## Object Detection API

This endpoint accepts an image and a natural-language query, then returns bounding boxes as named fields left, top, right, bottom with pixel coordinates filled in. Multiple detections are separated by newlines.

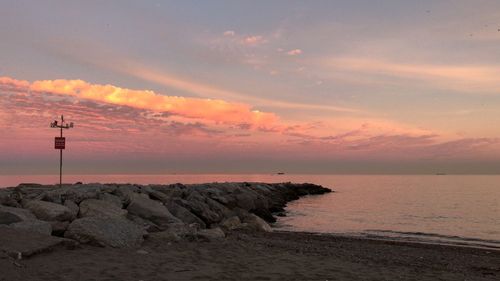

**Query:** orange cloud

left=0, top=76, right=30, bottom=89
left=26, top=78, right=281, bottom=131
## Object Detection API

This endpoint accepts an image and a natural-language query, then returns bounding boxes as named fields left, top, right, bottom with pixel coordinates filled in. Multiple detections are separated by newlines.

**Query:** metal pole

left=51, top=115, right=73, bottom=188
left=60, top=115, right=63, bottom=188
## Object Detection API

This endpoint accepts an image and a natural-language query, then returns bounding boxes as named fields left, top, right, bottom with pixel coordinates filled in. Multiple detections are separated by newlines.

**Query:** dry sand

left=1, top=230, right=499, bottom=281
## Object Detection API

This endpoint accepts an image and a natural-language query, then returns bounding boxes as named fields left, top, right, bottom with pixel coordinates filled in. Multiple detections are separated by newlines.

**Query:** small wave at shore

left=275, top=224, right=500, bottom=251
left=360, top=229, right=500, bottom=250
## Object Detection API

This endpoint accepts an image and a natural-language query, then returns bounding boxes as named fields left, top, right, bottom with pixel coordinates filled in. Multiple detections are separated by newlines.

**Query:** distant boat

left=435, top=173, right=447, bottom=175
left=277, top=172, right=285, bottom=175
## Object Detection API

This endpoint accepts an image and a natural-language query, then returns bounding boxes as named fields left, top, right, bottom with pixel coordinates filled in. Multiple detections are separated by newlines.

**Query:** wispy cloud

left=330, top=57, right=500, bottom=94
left=106, top=60, right=362, bottom=114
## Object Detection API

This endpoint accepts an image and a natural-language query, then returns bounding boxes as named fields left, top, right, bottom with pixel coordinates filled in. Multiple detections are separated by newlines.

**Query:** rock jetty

left=0, top=182, right=331, bottom=252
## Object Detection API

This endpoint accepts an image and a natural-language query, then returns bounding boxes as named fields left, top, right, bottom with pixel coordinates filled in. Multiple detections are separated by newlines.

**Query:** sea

left=1, top=174, right=499, bottom=249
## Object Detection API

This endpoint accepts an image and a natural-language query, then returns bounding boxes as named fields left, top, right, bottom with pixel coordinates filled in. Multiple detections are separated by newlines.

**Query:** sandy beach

left=1, top=229, right=499, bottom=281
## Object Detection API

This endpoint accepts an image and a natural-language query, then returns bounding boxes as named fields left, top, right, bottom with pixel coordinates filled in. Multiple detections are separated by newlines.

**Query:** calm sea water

left=1, top=174, right=499, bottom=247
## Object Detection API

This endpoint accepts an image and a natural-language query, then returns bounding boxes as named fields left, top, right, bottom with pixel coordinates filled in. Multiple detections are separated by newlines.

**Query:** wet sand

left=2, top=230, right=499, bottom=281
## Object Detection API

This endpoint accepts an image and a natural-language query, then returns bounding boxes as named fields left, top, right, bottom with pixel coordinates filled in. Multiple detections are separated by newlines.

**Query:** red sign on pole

left=55, top=137, right=65, bottom=149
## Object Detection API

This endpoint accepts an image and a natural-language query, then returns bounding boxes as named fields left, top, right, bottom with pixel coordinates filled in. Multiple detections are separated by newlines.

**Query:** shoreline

left=273, top=227, right=500, bottom=252
left=274, top=229, right=500, bottom=252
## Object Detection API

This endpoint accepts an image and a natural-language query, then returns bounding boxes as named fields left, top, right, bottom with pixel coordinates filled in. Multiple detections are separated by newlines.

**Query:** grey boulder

left=243, top=214, right=273, bottom=232
left=23, top=200, right=74, bottom=221
left=166, top=201, right=206, bottom=228
left=8, top=220, right=52, bottom=235
left=220, top=216, right=243, bottom=231
left=113, top=185, right=139, bottom=204
left=147, top=223, right=198, bottom=242
left=127, top=194, right=180, bottom=226
left=50, top=221, right=70, bottom=236
left=42, top=185, right=103, bottom=204
left=99, top=193, right=123, bottom=208
left=196, top=227, right=225, bottom=241
left=127, top=214, right=161, bottom=233
left=65, top=217, right=144, bottom=248
left=180, top=192, right=222, bottom=224
left=64, top=200, right=80, bottom=219
left=0, top=205, right=36, bottom=224
left=79, top=199, right=127, bottom=218
left=0, top=192, right=20, bottom=207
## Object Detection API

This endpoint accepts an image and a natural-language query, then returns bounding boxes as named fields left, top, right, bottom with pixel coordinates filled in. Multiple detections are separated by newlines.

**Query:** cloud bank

left=1, top=76, right=499, bottom=173
left=4, top=76, right=283, bottom=132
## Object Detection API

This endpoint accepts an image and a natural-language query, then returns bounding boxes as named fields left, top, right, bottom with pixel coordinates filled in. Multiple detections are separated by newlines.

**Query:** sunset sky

left=1, top=1, right=500, bottom=174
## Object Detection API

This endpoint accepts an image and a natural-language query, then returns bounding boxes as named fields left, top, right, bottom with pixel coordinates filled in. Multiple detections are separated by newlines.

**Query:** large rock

left=234, top=191, right=257, bottom=210
left=65, top=217, right=144, bottom=248
left=196, top=227, right=225, bottom=241
left=243, top=214, right=273, bottom=232
left=0, top=205, right=36, bottom=224
left=147, top=223, right=198, bottom=242
left=50, top=221, right=70, bottom=236
left=99, top=193, right=123, bottom=208
left=180, top=191, right=223, bottom=224
left=231, top=188, right=274, bottom=222
left=127, top=214, right=161, bottom=233
left=205, top=197, right=234, bottom=220
left=220, top=216, right=242, bottom=231
left=151, top=183, right=187, bottom=198
left=0, top=192, right=21, bottom=207
left=8, top=220, right=52, bottom=235
left=231, top=207, right=253, bottom=221
left=113, top=185, right=139, bottom=204
left=148, top=190, right=171, bottom=203
left=79, top=199, right=127, bottom=218
left=64, top=200, right=80, bottom=218
left=41, top=184, right=106, bottom=204
left=127, top=194, right=180, bottom=226
left=23, top=200, right=74, bottom=221
left=166, top=201, right=206, bottom=228
left=0, top=227, right=77, bottom=259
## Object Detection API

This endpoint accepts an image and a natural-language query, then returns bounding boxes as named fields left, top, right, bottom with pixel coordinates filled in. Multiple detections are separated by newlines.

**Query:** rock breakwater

left=0, top=182, right=331, bottom=250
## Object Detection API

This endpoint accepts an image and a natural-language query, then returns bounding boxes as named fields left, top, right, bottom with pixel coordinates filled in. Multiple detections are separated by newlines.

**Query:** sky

left=1, top=0, right=500, bottom=174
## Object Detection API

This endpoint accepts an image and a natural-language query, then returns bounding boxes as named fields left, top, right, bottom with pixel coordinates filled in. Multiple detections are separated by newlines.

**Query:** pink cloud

left=26, top=78, right=282, bottom=131
left=286, top=49, right=303, bottom=56
left=241, top=35, right=266, bottom=46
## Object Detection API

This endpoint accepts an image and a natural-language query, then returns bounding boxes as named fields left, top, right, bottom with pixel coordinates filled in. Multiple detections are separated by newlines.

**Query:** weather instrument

left=50, top=115, right=74, bottom=187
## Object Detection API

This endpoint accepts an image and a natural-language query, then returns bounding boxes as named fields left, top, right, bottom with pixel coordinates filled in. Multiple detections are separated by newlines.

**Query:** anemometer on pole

left=50, top=115, right=74, bottom=188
